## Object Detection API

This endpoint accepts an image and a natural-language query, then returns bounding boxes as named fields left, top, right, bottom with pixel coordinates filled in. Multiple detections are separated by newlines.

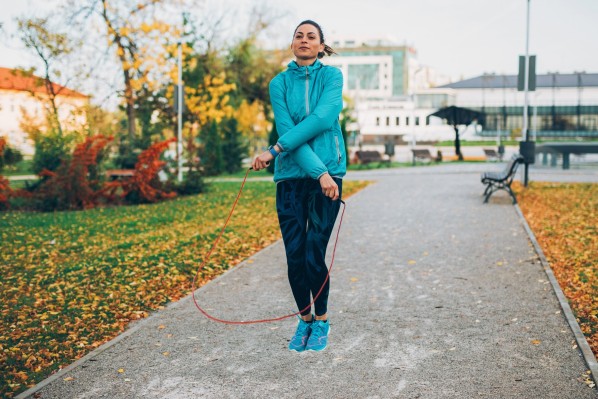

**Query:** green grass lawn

left=1, top=160, right=33, bottom=176
left=0, top=179, right=370, bottom=398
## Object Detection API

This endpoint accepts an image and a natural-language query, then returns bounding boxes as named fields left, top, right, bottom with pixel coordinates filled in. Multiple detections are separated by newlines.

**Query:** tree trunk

left=454, top=125, right=463, bottom=161
left=123, top=69, right=136, bottom=142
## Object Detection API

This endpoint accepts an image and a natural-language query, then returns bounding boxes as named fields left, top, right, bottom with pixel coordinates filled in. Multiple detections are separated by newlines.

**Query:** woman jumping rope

left=252, top=20, right=346, bottom=352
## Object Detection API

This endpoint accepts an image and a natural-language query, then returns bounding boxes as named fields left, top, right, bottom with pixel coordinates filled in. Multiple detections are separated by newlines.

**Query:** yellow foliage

left=235, top=100, right=268, bottom=140
left=185, top=72, right=236, bottom=128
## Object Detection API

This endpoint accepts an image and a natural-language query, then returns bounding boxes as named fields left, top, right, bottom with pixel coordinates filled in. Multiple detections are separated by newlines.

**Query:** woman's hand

left=251, top=151, right=274, bottom=171
left=319, top=173, right=339, bottom=201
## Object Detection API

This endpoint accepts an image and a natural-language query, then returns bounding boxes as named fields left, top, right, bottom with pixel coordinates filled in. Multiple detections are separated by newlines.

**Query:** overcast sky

left=1, top=0, right=597, bottom=81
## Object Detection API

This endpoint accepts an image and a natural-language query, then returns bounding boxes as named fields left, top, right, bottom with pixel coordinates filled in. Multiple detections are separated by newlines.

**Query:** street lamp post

left=522, top=0, right=531, bottom=186
left=177, top=39, right=183, bottom=182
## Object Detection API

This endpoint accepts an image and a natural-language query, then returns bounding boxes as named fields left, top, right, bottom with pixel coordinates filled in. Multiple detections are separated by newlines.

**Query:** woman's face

left=291, top=24, right=324, bottom=63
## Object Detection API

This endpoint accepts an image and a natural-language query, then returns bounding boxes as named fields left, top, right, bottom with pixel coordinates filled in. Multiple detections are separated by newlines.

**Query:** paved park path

left=22, top=164, right=597, bottom=399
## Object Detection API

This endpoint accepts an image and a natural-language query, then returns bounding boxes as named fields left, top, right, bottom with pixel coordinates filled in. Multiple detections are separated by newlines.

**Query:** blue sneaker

left=305, top=320, right=330, bottom=351
left=288, top=317, right=313, bottom=352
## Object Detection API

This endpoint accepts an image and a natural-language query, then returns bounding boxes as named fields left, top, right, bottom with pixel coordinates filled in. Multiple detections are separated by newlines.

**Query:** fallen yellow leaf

left=531, top=339, right=541, bottom=345
left=118, top=368, right=125, bottom=373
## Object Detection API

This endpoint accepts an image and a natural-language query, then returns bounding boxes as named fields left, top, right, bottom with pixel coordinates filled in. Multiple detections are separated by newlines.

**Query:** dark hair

left=293, top=19, right=336, bottom=59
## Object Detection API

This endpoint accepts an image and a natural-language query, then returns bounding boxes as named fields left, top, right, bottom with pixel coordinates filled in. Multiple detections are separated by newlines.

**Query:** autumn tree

left=16, top=17, right=74, bottom=136
left=226, top=32, right=284, bottom=157
left=64, top=0, right=197, bottom=148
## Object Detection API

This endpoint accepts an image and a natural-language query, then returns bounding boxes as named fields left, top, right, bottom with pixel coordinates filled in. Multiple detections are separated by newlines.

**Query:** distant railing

left=476, top=130, right=598, bottom=138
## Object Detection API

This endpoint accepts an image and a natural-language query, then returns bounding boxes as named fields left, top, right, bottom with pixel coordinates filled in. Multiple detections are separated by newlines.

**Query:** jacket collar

left=287, top=59, right=323, bottom=75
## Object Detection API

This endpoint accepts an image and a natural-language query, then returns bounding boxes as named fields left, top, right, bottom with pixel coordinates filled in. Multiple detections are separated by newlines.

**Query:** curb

left=514, top=204, right=598, bottom=387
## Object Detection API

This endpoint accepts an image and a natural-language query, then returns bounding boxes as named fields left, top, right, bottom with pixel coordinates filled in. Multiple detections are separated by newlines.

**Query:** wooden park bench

left=355, top=150, right=389, bottom=167
left=105, top=169, right=135, bottom=181
left=411, top=149, right=436, bottom=165
left=480, top=154, right=524, bottom=204
left=483, top=148, right=500, bottom=161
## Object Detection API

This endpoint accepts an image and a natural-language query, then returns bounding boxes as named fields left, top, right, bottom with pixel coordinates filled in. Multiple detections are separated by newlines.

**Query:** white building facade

left=324, top=39, right=454, bottom=145
left=0, top=67, right=89, bottom=157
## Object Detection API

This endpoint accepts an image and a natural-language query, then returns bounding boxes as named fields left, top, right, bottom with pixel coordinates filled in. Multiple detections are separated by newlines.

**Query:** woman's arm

left=275, top=67, right=343, bottom=153
left=269, top=77, right=328, bottom=179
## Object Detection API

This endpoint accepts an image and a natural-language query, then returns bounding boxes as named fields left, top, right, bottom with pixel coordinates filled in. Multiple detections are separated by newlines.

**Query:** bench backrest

left=356, top=150, right=382, bottom=157
left=412, top=149, right=432, bottom=156
left=503, top=155, right=524, bottom=183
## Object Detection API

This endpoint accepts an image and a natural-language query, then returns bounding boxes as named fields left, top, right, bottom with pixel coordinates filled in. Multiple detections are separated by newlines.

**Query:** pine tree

left=266, top=122, right=278, bottom=174
left=201, top=120, right=223, bottom=176
left=221, top=118, right=248, bottom=174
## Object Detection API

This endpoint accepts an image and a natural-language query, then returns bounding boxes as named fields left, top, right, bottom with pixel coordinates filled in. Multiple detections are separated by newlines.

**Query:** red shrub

left=0, top=138, right=12, bottom=210
left=102, top=138, right=176, bottom=204
left=35, top=135, right=114, bottom=210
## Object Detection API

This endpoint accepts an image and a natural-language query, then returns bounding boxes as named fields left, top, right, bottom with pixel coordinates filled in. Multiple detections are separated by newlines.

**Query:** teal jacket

left=270, top=59, right=346, bottom=182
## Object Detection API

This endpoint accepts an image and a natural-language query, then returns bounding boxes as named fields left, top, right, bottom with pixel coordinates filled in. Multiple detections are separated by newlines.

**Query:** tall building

left=0, top=67, right=89, bottom=157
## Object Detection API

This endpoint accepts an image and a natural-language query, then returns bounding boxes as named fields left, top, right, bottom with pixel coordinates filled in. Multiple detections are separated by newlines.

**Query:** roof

left=439, top=73, right=598, bottom=89
left=0, top=67, right=88, bottom=98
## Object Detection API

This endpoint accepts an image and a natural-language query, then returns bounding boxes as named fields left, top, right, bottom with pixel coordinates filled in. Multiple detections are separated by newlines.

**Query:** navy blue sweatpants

left=276, top=178, right=343, bottom=317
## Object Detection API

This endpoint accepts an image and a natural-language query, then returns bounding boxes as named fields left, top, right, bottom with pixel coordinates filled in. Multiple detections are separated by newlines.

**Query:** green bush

left=0, top=144, right=24, bottom=172
left=32, top=131, right=74, bottom=174
left=169, top=170, right=207, bottom=196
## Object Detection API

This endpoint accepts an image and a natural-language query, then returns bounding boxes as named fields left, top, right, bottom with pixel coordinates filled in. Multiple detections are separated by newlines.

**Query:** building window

left=386, top=117, right=390, bottom=126
left=376, top=117, right=380, bottom=126
left=395, top=117, right=400, bottom=126
left=415, top=117, right=420, bottom=126
left=406, top=117, right=410, bottom=126
left=425, top=116, right=430, bottom=126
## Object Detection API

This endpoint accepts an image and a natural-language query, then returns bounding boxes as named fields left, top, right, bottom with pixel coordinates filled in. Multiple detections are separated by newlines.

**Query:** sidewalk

left=21, top=164, right=597, bottom=398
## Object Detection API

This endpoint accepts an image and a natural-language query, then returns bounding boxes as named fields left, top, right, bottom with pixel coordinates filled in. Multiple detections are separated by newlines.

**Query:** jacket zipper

left=305, top=67, right=310, bottom=115
left=335, top=136, right=341, bottom=163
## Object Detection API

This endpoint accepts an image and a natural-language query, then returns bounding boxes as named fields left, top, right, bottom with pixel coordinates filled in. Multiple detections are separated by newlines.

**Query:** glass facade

left=472, top=105, right=598, bottom=138
left=339, top=48, right=406, bottom=96
left=348, top=64, right=380, bottom=90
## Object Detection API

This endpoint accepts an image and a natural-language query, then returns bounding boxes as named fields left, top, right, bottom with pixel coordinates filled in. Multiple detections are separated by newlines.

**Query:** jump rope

left=191, top=167, right=347, bottom=325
